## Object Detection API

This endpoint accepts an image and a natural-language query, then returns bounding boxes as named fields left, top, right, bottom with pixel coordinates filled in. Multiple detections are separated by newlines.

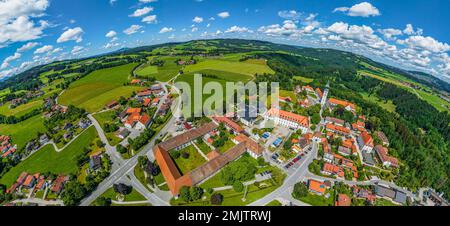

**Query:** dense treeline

left=256, top=52, right=449, bottom=199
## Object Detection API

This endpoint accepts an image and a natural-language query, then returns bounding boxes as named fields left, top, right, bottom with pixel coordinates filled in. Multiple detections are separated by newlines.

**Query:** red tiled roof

left=326, top=123, right=351, bottom=135
left=309, top=180, right=326, bottom=194
left=143, top=98, right=151, bottom=107
left=336, top=194, right=351, bottom=206
left=23, top=175, right=35, bottom=187
left=360, top=131, right=374, bottom=147
left=212, top=116, right=244, bottom=133
left=329, top=98, right=356, bottom=111
left=139, top=114, right=151, bottom=125
left=267, top=108, right=310, bottom=128
left=126, top=108, right=142, bottom=114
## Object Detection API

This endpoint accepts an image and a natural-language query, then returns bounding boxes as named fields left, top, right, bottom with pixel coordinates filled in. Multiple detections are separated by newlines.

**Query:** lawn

left=266, top=200, right=282, bottom=206
left=0, top=114, right=46, bottom=149
left=297, top=190, right=335, bottom=206
left=98, top=187, right=146, bottom=202
left=0, top=127, right=98, bottom=187
left=374, top=198, right=401, bottom=206
left=173, top=145, right=207, bottom=175
left=194, top=140, right=213, bottom=155
left=184, top=59, right=274, bottom=77
left=58, top=63, right=142, bottom=113
left=216, top=139, right=237, bottom=154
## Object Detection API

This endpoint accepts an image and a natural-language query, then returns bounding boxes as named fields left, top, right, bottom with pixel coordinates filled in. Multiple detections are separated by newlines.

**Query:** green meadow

left=0, top=114, right=46, bottom=149
left=0, top=127, right=98, bottom=187
left=184, top=59, right=275, bottom=77
left=58, top=63, right=142, bottom=113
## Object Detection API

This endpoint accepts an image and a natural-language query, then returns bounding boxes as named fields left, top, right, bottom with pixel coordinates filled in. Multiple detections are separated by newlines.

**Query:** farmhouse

left=264, top=108, right=310, bottom=133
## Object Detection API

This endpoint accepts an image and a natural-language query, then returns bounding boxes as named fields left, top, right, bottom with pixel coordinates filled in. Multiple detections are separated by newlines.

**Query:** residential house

left=328, top=98, right=356, bottom=113
left=51, top=175, right=69, bottom=194
left=117, top=128, right=130, bottom=139
left=326, top=123, right=351, bottom=137
left=89, top=155, right=102, bottom=171
left=325, top=117, right=345, bottom=126
left=308, top=180, right=326, bottom=195
left=357, top=131, right=374, bottom=153
left=375, top=131, right=390, bottom=147
left=106, top=100, right=119, bottom=109
left=374, top=145, right=399, bottom=168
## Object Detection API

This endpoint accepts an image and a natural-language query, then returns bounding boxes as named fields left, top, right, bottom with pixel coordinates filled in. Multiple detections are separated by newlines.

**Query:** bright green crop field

left=0, top=127, right=98, bottom=187
left=0, top=114, right=46, bottom=149
left=58, top=63, right=142, bottom=112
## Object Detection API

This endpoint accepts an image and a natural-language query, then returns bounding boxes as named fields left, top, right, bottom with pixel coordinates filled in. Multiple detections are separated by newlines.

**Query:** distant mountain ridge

left=1, top=38, right=449, bottom=93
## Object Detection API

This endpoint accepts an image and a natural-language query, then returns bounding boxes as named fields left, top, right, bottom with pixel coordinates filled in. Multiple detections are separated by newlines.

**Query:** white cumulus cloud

left=57, top=27, right=84, bottom=43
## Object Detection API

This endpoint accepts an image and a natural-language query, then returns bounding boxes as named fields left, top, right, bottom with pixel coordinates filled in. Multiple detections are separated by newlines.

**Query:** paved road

left=248, top=141, right=319, bottom=206
left=79, top=82, right=179, bottom=206
left=87, top=114, right=124, bottom=166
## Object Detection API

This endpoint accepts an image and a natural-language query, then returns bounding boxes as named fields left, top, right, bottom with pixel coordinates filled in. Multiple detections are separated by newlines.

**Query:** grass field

left=0, top=114, right=45, bottom=149
left=0, top=99, right=42, bottom=117
left=135, top=64, right=158, bottom=77
left=293, top=76, right=314, bottom=83
left=98, top=187, right=146, bottom=202
left=297, top=190, right=335, bottom=206
left=58, top=63, right=142, bottom=112
left=184, top=59, right=274, bottom=77
left=174, top=145, right=207, bottom=175
left=141, top=57, right=183, bottom=82
left=93, top=110, right=122, bottom=146
left=0, top=127, right=98, bottom=187
left=361, top=93, right=396, bottom=113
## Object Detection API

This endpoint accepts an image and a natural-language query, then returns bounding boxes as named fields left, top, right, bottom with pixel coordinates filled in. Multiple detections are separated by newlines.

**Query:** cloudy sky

left=1, top=0, right=449, bottom=82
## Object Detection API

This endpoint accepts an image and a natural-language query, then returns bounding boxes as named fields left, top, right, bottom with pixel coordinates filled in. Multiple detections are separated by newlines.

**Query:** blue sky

left=1, top=0, right=449, bottom=82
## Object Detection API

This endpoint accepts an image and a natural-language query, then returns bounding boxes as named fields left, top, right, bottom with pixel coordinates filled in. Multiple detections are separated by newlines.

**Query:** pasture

left=0, top=127, right=98, bottom=187
left=0, top=114, right=45, bottom=149
left=58, top=63, right=142, bottom=113
left=184, top=59, right=274, bottom=77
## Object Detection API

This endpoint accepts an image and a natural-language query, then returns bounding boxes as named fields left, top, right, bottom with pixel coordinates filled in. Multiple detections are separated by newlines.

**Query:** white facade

left=264, top=114, right=308, bottom=134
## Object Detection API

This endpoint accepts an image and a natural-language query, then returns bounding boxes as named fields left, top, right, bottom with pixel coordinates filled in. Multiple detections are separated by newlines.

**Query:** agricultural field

left=0, top=127, right=98, bottom=187
left=0, top=99, right=43, bottom=117
left=184, top=59, right=274, bottom=77
left=138, top=56, right=183, bottom=82
left=0, top=114, right=46, bottom=149
left=58, top=63, right=142, bottom=112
